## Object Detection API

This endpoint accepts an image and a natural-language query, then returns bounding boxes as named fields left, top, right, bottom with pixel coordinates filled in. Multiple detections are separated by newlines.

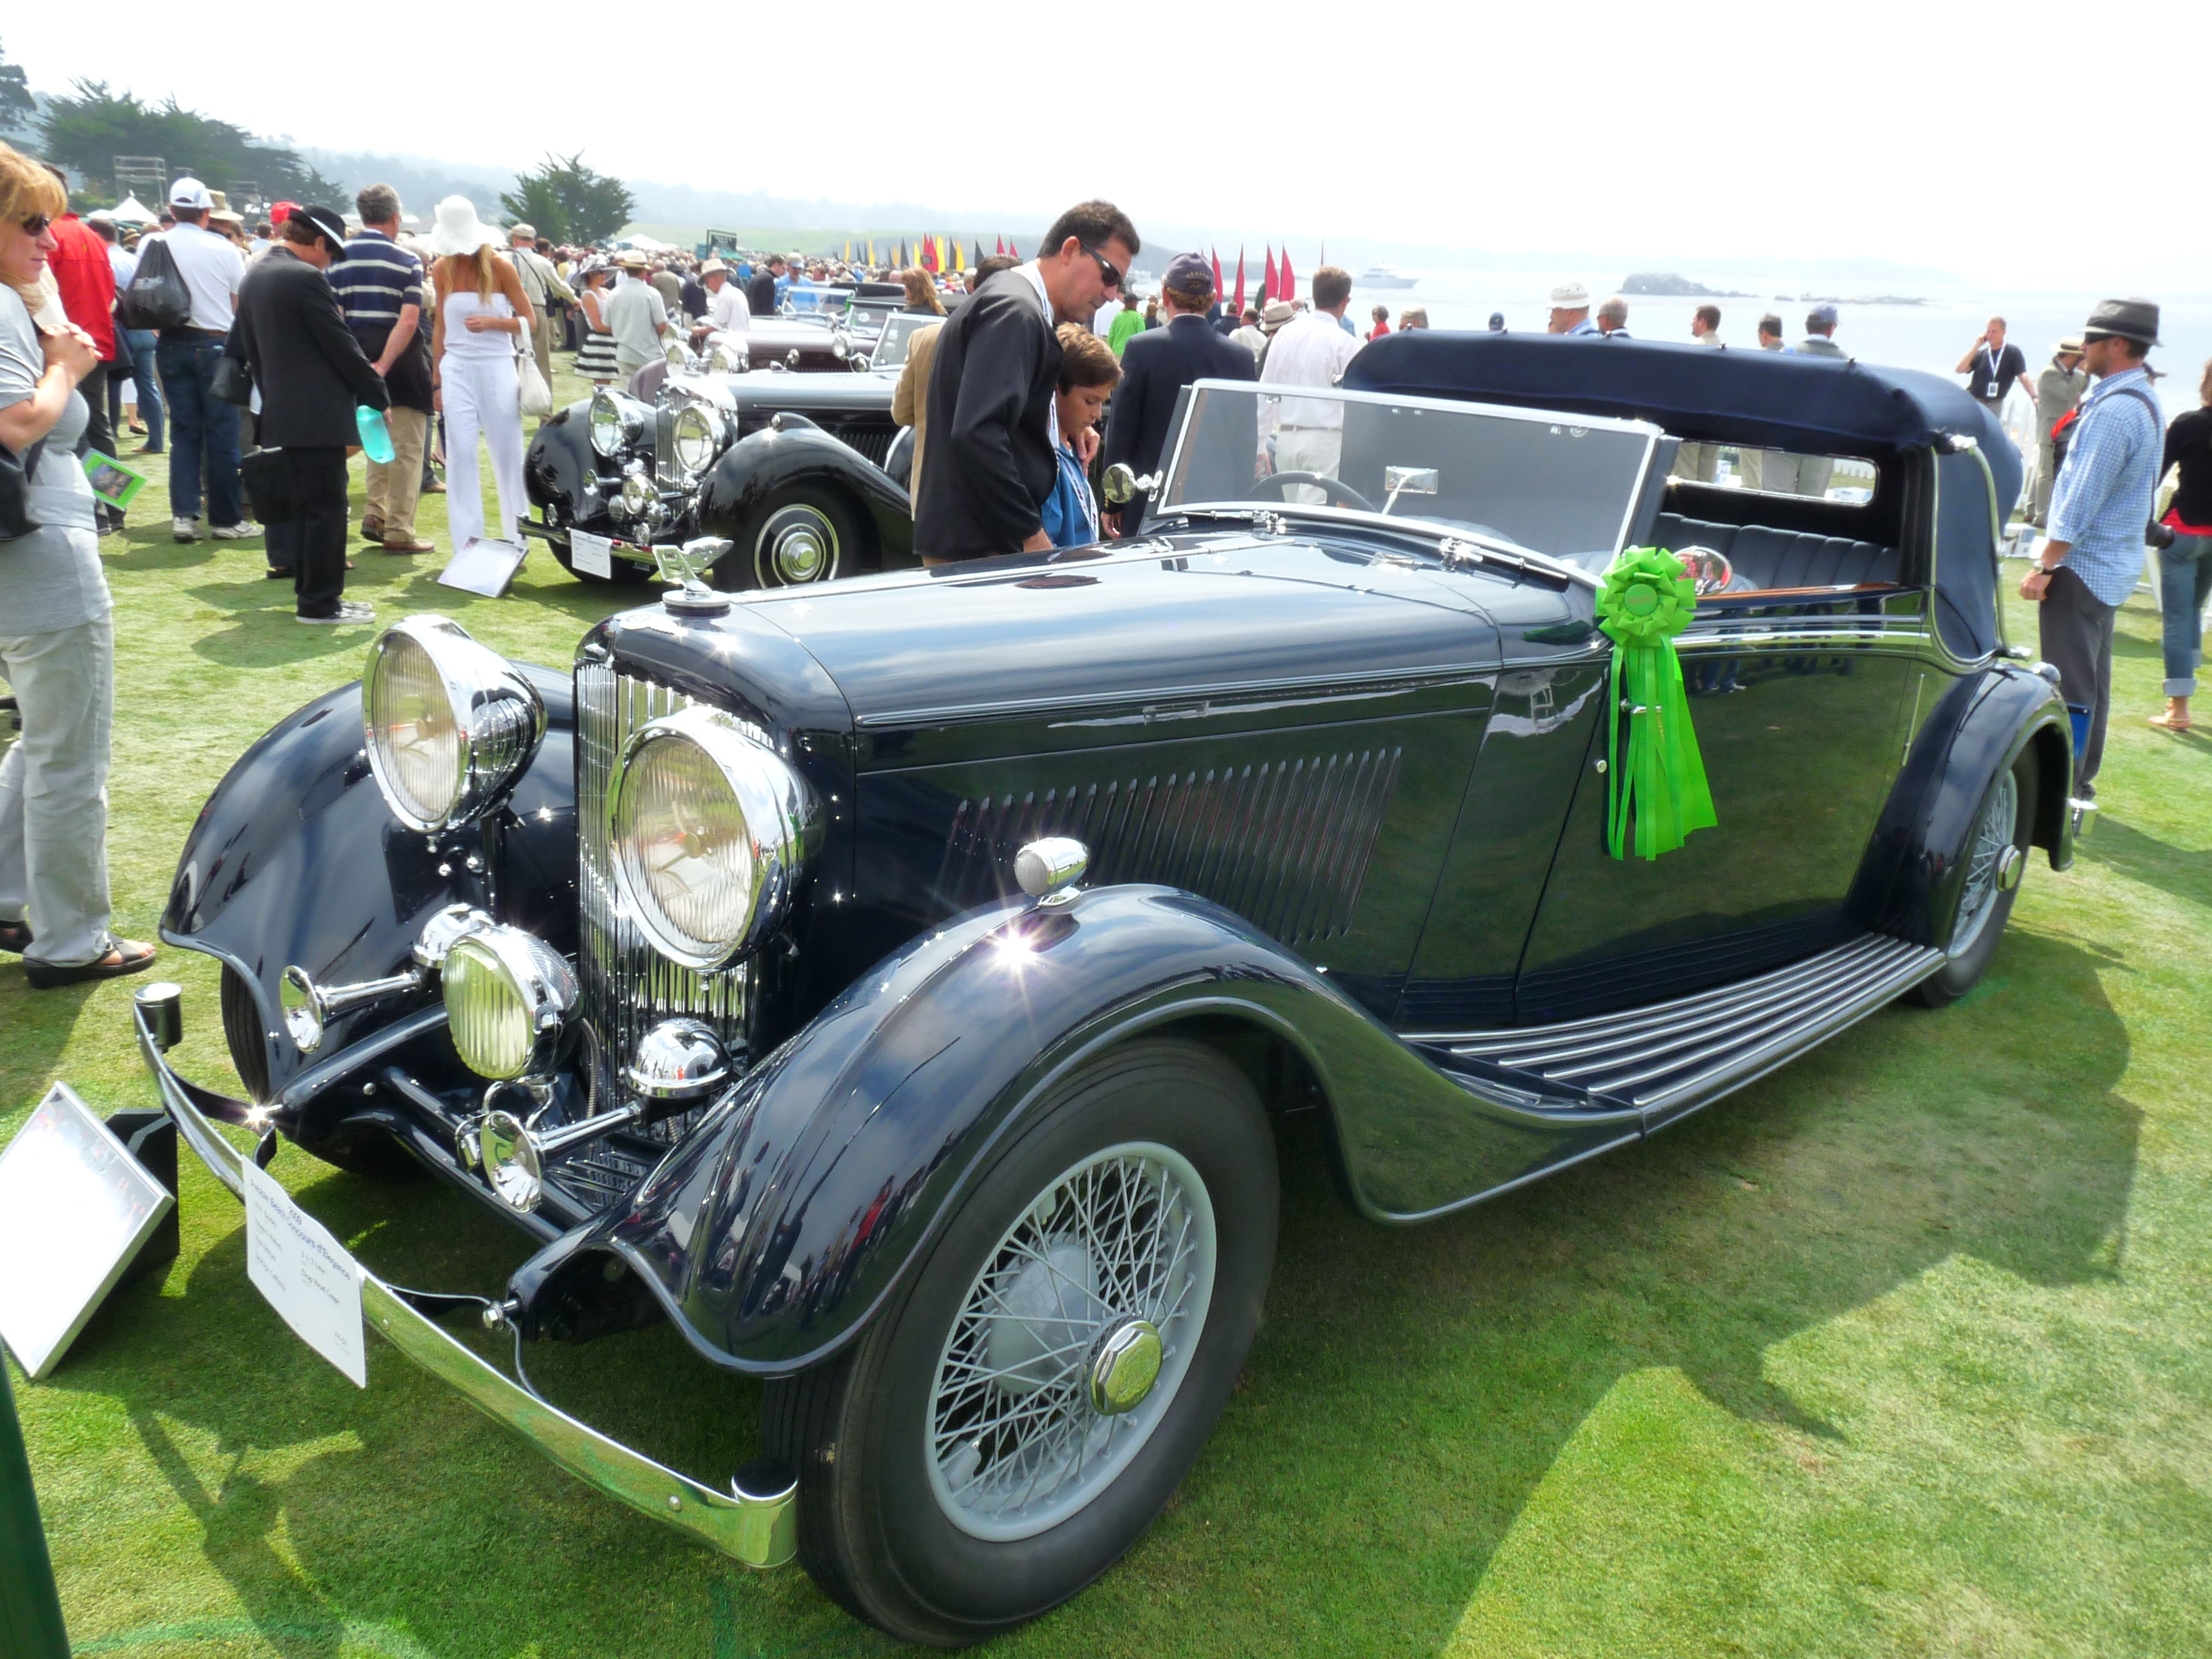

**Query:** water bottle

left=355, top=405, right=395, bottom=464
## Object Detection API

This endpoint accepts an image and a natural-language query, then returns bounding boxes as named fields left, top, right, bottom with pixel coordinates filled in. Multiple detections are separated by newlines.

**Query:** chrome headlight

left=668, top=398, right=725, bottom=484
left=590, top=388, right=648, bottom=458
left=620, top=468, right=658, bottom=519
left=441, top=923, right=576, bottom=1080
left=608, top=706, right=820, bottom=970
left=363, top=617, right=546, bottom=834
left=708, top=338, right=747, bottom=374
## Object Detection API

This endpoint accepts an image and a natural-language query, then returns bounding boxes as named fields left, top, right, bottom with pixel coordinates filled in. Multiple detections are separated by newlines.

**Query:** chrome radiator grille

left=575, top=659, right=751, bottom=1139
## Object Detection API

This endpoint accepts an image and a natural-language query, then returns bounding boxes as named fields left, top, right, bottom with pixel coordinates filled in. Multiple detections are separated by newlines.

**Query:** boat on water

left=1356, top=263, right=1417, bottom=289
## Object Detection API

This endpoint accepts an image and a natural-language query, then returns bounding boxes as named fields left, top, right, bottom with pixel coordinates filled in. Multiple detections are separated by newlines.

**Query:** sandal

left=2150, top=705, right=2191, bottom=732
left=0, top=919, right=30, bottom=954
left=24, top=937, right=158, bottom=990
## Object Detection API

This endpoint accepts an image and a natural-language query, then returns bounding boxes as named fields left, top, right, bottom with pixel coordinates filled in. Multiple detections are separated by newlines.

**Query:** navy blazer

left=1102, top=313, right=1257, bottom=498
left=914, top=270, right=1062, bottom=560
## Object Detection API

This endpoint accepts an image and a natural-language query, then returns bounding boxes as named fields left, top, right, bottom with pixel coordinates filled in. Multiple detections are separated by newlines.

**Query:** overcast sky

left=10, top=1, right=2205, bottom=293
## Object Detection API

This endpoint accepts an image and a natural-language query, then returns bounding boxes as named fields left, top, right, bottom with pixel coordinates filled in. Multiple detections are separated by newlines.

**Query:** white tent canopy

left=108, top=195, right=157, bottom=226
left=617, top=233, right=675, bottom=253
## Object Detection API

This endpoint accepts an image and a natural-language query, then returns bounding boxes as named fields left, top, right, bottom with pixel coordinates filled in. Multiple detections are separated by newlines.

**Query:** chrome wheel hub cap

left=756, top=506, right=837, bottom=586
left=927, top=1142, right=1216, bottom=1541
left=1951, top=769, right=2019, bottom=957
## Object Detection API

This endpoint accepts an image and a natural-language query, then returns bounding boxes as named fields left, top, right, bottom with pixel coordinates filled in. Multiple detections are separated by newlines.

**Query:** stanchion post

left=0, top=1348, right=71, bottom=1657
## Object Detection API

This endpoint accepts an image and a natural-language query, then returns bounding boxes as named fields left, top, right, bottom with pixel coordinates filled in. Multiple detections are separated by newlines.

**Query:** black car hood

left=735, top=530, right=1515, bottom=746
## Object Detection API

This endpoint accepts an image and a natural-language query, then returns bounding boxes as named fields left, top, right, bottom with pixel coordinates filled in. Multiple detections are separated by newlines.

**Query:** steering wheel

left=1249, top=471, right=1378, bottom=514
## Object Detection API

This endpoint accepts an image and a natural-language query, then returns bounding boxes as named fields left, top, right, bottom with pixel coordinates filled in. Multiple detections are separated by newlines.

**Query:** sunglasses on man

left=1082, top=246, right=1125, bottom=289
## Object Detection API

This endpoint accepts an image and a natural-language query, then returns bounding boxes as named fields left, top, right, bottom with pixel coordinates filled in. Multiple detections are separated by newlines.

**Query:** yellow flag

left=952, top=240, right=965, bottom=273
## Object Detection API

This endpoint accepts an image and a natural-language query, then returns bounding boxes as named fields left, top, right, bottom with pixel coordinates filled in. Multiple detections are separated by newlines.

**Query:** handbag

left=0, top=437, right=48, bottom=541
left=116, top=236, right=193, bottom=332
left=516, top=329, right=553, bottom=418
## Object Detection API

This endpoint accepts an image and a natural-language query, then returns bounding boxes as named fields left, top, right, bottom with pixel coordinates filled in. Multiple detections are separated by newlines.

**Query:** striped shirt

left=330, top=230, right=424, bottom=331
left=2048, top=365, right=2162, bottom=607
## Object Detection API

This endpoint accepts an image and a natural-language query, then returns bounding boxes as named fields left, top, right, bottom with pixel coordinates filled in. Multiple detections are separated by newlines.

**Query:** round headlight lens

left=443, top=926, right=575, bottom=1081
left=589, top=391, right=625, bottom=457
left=610, top=708, right=819, bottom=969
left=620, top=470, right=657, bottom=518
left=364, top=626, right=461, bottom=827
left=363, top=617, right=547, bottom=834
left=671, top=403, right=720, bottom=480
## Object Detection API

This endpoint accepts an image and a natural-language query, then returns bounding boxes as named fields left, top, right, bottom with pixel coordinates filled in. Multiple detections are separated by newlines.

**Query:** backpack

left=116, top=236, right=193, bottom=332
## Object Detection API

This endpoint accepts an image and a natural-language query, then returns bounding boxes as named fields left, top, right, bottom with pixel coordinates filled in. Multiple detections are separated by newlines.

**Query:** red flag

left=1281, top=248, right=1296, bottom=302
left=1232, top=247, right=1245, bottom=313
left=1212, top=248, right=1223, bottom=298
left=1262, top=246, right=1277, bottom=304
left=920, top=236, right=936, bottom=273
left=995, top=235, right=1005, bottom=256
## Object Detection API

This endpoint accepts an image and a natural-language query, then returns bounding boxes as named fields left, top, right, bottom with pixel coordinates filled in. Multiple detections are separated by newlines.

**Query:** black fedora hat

left=2082, top=297, right=2159, bottom=348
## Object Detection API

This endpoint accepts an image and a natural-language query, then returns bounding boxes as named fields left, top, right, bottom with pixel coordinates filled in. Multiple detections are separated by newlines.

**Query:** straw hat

left=427, top=195, right=501, bottom=257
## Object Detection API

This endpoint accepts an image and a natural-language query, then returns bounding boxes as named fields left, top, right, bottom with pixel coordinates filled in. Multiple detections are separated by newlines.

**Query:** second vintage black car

left=136, top=332, right=2080, bottom=1646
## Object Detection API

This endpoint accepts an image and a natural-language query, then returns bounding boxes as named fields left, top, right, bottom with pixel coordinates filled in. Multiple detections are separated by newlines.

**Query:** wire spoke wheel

left=1950, top=767, right=2018, bottom=958
left=926, top=1142, right=1216, bottom=1541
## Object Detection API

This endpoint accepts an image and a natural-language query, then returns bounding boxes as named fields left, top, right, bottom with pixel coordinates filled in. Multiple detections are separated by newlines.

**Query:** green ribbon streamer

left=1595, top=546, right=1718, bottom=860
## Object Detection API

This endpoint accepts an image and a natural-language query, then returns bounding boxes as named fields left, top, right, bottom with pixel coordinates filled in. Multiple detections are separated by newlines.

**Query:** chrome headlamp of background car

left=667, top=394, right=729, bottom=485
left=608, top=706, right=822, bottom=971
left=362, top=617, right=547, bottom=834
left=589, top=388, right=649, bottom=458
left=708, top=338, right=747, bottom=373
left=441, top=923, right=577, bottom=1081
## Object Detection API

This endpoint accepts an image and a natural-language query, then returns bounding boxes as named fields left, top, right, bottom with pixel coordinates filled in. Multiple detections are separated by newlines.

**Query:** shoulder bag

left=516, top=321, right=553, bottom=418
left=0, top=436, right=49, bottom=541
left=116, top=236, right=193, bottom=332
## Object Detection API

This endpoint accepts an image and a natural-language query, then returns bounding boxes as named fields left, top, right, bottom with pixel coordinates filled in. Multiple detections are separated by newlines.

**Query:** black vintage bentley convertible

left=136, top=333, right=2081, bottom=1646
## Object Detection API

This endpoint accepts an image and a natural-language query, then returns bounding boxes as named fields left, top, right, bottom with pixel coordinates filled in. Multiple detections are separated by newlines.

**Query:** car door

left=1512, top=578, right=1920, bottom=1025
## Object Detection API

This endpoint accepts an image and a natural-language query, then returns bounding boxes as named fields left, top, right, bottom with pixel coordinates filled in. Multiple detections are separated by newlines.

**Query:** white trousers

left=1275, top=428, right=1343, bottom=504
left=0, top=612, right=116, bottom=967
left=441, top=352, right=526, bottom=548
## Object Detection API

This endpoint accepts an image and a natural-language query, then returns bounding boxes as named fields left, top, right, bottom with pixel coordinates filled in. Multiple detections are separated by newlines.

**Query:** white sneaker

left=296, top=601, right=376, bottom=625
left=210, top=522, right=260, bottom=540
left=172, top=516, right=199, bottom=542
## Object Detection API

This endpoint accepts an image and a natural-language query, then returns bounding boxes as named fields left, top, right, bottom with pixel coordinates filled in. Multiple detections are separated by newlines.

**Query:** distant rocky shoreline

left=1619, top=271, right=1926, bottom=307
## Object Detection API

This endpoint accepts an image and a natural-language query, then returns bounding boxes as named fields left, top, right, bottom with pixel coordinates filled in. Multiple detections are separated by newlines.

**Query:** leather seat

left=1654, top=513, right=1897, bottom=592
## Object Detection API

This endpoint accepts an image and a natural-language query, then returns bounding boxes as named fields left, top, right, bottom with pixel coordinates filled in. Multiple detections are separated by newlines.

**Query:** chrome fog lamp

left=441, top=924, right=577, bottom=1081
left=589, top=388, right=648, bottom=458
left=669, top=398, right=723, bottom=484
left=620, top=468, right=659, bottom=520
left=664, top=335, right=689, bottom=368
left=608, top=706, right=820, bottom=970
left=830, top=327, right=853, bottom=361
left=363, top=617, right=547, bottom=834
left=624, top=1017, right=732, bottom=1102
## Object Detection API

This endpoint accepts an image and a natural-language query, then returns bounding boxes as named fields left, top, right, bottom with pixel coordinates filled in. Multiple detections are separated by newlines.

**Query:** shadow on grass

left=2080, top=814, right=2212, bottom=910
left=38, top=930, right=2136, bottom=1658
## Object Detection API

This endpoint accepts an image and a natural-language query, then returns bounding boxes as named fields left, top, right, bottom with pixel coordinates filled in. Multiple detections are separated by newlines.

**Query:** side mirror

left=1101, top=463, right=1137, bottom=506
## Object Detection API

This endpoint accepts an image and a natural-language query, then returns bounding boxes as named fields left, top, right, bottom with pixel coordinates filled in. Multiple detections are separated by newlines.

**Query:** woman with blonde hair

left=899, top=266, right=944, bottom=315
left=0, top=143, right=156, bottom=987
left=427, top=195, right=536, bottom=549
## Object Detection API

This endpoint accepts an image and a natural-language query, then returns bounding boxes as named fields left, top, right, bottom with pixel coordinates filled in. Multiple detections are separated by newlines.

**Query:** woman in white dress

left=427, top=196, right=536, bottom=549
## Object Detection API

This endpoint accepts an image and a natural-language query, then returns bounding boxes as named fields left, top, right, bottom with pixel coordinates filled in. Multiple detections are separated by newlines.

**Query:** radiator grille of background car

left=935, top=749, right=1404, bottom=948
left=574, top=660, right=752, bottom=1149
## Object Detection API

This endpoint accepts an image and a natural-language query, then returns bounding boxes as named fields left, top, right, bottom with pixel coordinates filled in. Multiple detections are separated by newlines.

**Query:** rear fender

left=697, top=423, right=914, bottom=569
left=161, top=664, right=575, bottom=1127
left=1849, top=662, right=2071, bottom=947
left=511, top=885, right=1620, bottom=1375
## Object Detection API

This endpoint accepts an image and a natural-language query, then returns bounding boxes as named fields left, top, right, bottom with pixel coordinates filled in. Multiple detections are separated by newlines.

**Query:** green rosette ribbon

left=1595, top=546, right=1718, bottom=860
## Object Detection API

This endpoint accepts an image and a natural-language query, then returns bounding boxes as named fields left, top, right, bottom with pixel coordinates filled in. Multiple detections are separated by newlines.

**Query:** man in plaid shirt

left=2023, top=298, right=2164, bottom=798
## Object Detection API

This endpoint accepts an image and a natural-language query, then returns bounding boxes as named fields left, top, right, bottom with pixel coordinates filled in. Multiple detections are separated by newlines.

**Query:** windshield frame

left=1150, top=378, right=1663, bottom=576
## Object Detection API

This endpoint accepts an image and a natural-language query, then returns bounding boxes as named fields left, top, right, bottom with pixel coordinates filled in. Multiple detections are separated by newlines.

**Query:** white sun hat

left=1549, top=281, right=1590, bottom=308
left=427, top=195, right=501, bottom=257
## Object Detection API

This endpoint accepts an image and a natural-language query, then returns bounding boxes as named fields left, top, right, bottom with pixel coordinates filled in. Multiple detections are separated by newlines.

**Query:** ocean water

left=1356, top=270, right=2210, bottom=423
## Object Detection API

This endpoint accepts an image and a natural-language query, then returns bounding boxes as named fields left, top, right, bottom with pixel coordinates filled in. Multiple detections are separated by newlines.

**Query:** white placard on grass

left=437, top=536, right=530, bottom=598
left=569, top=529, right=614, bottom=579
left=0, top=1083, right=175, bottom=1379
left=243, top=1159, right=367, bottom=1387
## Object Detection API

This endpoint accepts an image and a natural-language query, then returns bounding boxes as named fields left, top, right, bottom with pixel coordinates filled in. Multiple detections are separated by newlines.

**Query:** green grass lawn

left=5, top=394, right=2211, bottom=1657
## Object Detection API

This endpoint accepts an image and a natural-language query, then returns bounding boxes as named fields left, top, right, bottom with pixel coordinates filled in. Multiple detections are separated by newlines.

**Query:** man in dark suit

left=231, top=205, right=390, bottom=623
left=914, top=202, right=1139, bottom=562
left=1102, top=252, right=1256, bottom=532
left=746, top=256, right=784, bottom=321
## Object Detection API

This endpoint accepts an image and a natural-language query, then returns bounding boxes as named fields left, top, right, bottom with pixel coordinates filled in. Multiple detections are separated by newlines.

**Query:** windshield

left=871, top=310, right=940, bottom=370
left=1156, top=383, right=1657, bottom=571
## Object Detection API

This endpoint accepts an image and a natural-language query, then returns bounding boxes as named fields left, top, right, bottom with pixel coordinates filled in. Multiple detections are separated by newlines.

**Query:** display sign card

left=0, top=1083, right=175, bottom=1379
left=437, top=536, right=530, bottom=598
left=569, top=529, right=614, bottom=580
left=82, top=450, right=149, bottom=511
left=243, top=1160, right=367, bottom=1387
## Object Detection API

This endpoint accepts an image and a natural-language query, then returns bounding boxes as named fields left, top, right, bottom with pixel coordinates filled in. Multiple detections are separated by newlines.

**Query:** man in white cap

left=153, top=177, right=251, bottom=543
left=504, top=223, right=570, bottom=404
left=1548, top=281, right=1598, bottom=336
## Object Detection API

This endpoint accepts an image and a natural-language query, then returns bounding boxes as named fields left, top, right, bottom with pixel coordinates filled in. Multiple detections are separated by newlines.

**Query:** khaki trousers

left=365, top=406, right=429, bottom=540
left=2032, top=436, right=2059, bottom=526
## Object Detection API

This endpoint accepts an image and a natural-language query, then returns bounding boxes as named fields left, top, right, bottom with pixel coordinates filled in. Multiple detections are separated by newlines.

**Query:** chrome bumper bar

left=132, top=994, right=795, bottom=1569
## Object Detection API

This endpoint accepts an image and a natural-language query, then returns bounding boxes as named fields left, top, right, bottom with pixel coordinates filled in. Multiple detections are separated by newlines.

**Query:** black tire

left=546, top=526, right=654, bottom=586
left=762, top=1038, right=1277, bottom=1646
left=1910, top=752, right=2034, bottom=1008
left=722, top=484, right=866, bottom=591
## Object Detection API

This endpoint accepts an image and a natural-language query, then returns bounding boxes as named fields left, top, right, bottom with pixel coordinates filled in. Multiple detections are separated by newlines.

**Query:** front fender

left=524, top=400, right=596, bottom=518
left=1850, top=661, right=2071, bottom=947
left=512, top=885, right=1618, bottom=1375
left=161, top=664, right=577, bottom=1114
left=697, top=423, right=914, bottom=566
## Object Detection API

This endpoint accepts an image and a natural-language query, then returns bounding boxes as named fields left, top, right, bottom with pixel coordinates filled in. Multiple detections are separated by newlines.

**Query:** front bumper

left=132, top=993, right=796, bottom=1569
